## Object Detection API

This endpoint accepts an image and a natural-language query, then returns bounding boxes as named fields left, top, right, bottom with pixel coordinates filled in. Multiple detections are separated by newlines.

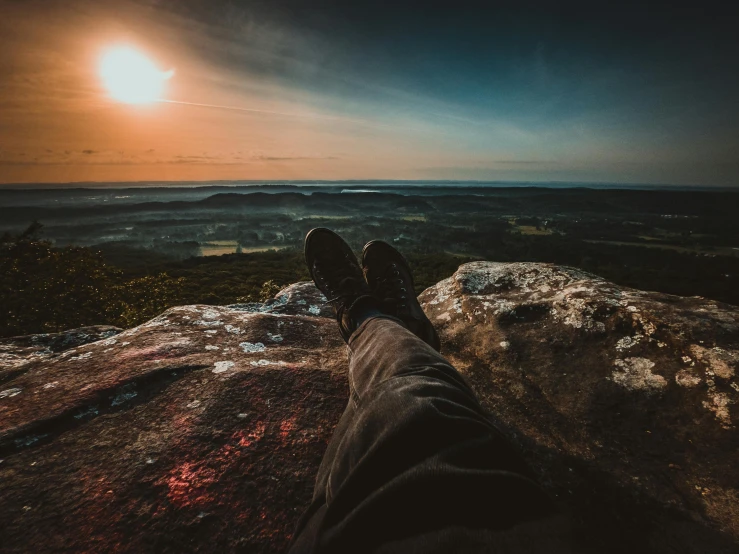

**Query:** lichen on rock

left=609, top=357, right=667, bottom=393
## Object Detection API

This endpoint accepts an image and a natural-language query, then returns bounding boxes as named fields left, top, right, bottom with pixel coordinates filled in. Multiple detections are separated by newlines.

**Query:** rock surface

left=0, top=325, right=122, bottom=383
left=1, top=264, right=738, bottom=553
left=420, top=262, right=739, bottom=553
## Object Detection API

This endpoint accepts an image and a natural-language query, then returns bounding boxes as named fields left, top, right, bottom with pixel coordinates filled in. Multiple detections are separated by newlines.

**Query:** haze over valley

left=2, top=183, right=738, bottom=331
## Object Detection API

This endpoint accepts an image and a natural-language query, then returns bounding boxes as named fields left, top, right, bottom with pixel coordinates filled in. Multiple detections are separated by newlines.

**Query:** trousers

left=288, top=316, right=577, bottom=553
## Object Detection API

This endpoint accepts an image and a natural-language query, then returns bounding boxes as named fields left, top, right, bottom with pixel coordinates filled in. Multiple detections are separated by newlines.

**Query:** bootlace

left=315, top=252, right=361, bottom=304
left=376, top=263, right=408, bottom=311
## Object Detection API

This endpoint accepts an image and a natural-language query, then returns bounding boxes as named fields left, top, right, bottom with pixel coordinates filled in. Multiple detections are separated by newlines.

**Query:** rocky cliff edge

left=1, top=262, right=737, bottom=553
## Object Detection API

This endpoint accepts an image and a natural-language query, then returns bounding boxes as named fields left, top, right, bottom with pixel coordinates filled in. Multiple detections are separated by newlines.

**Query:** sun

left=99, top=46, right=173, bottom=104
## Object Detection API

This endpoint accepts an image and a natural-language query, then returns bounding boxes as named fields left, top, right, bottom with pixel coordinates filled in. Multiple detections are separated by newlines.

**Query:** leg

left=308, top=306, right=445, bottom=506
left=291, top=317, right=557, bottom=553
left=310, top=314, right=449, bottom=506
left=290, top=230, right=561, bottom=553
left=347, top=315, right=469, bottom=401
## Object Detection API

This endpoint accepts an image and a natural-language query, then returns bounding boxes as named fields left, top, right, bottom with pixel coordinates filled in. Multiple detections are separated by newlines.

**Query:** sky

left=0, top=0, right=737, bottom=186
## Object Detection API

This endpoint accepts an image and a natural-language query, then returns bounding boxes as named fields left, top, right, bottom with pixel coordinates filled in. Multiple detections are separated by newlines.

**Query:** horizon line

left=1, top=178, right=738, bottom=190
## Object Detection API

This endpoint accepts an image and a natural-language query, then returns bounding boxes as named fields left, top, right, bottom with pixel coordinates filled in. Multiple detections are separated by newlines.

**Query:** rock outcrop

left=1, top=264, right=738, bottom=553
left=420, top=262, right=739, bottom=553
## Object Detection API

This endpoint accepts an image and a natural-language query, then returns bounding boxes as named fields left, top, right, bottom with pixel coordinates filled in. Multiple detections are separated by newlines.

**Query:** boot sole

left=361, top=240, right=441, bottom=351
left=304, top=227, right=355, bottom=285
left=361, top=240, right=415, bottom=289
left=304, top=227, right=365, bottom=298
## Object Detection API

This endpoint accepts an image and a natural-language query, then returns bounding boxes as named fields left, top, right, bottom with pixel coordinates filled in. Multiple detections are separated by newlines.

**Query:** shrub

left=0, top=223, right=185, bottom=337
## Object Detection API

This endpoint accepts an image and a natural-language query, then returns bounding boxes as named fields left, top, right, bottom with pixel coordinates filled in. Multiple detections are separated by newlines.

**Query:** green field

left=199, top=241, right=289, bottom=256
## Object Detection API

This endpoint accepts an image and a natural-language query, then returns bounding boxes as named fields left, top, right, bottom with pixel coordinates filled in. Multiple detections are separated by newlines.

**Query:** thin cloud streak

left=158, top=99, right=395, bottom=131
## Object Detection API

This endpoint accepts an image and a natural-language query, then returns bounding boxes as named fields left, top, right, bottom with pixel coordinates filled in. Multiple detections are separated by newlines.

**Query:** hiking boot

left=305, top=228, right=378, bottom=343
left=361, top=240, right=441, bottom=351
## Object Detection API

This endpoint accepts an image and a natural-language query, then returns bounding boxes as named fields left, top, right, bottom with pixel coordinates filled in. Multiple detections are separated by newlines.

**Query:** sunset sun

left=99, top=46, right=173, bottom=104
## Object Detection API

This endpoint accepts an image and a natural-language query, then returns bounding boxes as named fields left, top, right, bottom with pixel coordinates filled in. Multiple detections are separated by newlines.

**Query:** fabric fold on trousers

left=289, top=317, right=576, bottom=554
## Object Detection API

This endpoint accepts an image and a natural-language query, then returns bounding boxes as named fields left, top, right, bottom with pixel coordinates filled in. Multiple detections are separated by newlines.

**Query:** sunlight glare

left=99, top=47, right=173, bottom=104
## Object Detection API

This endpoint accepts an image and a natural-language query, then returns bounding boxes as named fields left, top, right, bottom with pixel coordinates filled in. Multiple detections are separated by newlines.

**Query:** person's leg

left=347, top=315, right=468, bottom=401
left=294, top=315, right=557, bottom=553
left=309, top=314, right=443, bottom=505
left=290, top=228, right=385, bottom=549
left=290, top=231, right=558, bottom=553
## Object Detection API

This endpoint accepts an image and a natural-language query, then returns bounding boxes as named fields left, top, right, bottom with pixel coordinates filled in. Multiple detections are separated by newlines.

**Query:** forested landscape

left=2, top=185, right=738, bottom=337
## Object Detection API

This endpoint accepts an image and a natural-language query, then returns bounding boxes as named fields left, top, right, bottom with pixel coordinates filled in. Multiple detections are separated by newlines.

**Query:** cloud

left=253, top=155, right=339, bottom=161
left=171, top=155, right=223, bottom=164
left=494, top=160, right=558, bottom=165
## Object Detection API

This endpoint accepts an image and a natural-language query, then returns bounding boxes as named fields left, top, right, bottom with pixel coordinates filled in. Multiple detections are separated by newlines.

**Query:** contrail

left=157, top=98, right=384, bottom=128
